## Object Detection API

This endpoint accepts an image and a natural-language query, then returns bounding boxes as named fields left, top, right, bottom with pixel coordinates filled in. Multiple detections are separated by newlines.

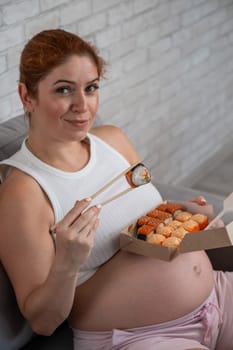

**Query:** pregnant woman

left=0, top=29, right=232, bottom=350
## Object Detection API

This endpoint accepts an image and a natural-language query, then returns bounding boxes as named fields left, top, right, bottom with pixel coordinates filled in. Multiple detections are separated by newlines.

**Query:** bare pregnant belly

left=69, top=250, right=214, bottom=331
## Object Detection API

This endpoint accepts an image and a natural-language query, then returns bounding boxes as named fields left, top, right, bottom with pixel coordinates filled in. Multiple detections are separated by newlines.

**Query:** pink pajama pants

left=72, top=270, right=233, bottom=350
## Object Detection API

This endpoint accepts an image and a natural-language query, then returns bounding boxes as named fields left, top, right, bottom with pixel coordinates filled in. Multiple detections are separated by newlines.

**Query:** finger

left=53, top=198, right=92, bottom=232
left=209, top=219, right=225, bottom=229
left=70, top=204, right=101, bottom=233
left=189, top=196, right=207, bottom=206
left=77, top=216, right=100, bottom=239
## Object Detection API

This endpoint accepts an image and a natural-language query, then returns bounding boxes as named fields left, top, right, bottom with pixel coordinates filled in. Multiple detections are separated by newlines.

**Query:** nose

left=71, top=91, right=87, bottom=113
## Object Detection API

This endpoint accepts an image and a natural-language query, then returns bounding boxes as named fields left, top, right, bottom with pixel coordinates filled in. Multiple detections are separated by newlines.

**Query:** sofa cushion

left=0, top=265, right=34, bottom=350
left=0, top=115, right=28, bottom=161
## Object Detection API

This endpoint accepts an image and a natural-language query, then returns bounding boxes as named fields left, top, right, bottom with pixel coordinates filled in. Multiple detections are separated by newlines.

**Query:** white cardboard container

left=120, top=194, right=233, bottom=261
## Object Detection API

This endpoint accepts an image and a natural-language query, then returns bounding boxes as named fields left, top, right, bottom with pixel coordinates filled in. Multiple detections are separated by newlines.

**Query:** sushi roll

left=171, top=226, right=189, bottom=239
left=126, top=163, right=151, bottom=188
left=137, top=224, right=155, bottom=236
left=182, top=219, right=200, bottom=232
left=147, top=208, right=172, bottom=223
left=162, top=236, right=181, bottom=248
left=191, top=213, right=209, bottom=230
left=137, top=234, right=147, bottom=241
left=137, top=215, right=164, bottom=227
left=156, top=202, right=185, bottom=216
left=137, top=215, right=151, bottom=226
left=147, top=233, right=166, bottom=245
left=174, top=211, right=192, bottom=222
left=156, top=225, right=174, bottom=238
left=146, top=217, right=164, bottom=230
left=166, top=220, right=183, bottom=229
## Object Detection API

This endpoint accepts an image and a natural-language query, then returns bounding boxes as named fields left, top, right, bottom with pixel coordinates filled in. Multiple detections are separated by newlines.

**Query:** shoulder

left=90, top=124, right=126, bottom=147
left=0, top=168, right=54, bottom=228
left=1, top=168, right=43, bottom=200
left=90, top=125, right=140, bottom=164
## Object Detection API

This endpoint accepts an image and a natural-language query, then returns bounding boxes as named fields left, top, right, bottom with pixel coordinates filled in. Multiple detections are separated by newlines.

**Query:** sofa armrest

left=20, top=322, right=73, bottom=350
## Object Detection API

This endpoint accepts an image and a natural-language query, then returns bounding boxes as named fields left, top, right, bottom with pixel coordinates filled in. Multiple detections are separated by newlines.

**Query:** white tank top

left=0, top=134, right=162, bottom=285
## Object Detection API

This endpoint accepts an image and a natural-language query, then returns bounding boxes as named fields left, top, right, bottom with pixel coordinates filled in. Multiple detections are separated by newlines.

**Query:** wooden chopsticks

left=90, top=160, right=142, bottom=203
left=99, top=187, right=134, bottom=206
left=49, top=161, right=144, bottom=234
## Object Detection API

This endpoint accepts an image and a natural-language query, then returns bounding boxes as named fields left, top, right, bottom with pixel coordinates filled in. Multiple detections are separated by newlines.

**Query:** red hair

left=19, top=29, right=106, bottom=97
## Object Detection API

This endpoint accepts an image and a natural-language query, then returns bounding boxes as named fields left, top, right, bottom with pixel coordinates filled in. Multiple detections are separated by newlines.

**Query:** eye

left=56, top=86, right=72, bottom=94
left=85, top=84, right=99, bottom=93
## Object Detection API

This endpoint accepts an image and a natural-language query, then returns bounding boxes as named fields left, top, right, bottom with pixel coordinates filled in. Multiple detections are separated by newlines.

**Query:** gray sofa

left=0, top=115, right=232, bottom=350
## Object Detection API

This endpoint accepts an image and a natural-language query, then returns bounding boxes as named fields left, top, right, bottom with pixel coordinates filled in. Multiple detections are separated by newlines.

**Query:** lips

left=66, top=119, right=89, bottom=127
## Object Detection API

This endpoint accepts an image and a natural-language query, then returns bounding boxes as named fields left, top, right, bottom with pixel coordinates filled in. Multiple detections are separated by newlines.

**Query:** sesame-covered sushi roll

left=182, top=219, right=200, bottom=232
left=174, top=211, right=192, bottom=222
left=166, top=220, right=183, bottom=229
left=171, top=226, right=189, bottom=239
left=162, top=236, right=181, bottom=248
left=147, top=233, right=166, bottom=245
left=156, top=225, right=174, bottom=238
left=191, top=213, right=209, bottom=230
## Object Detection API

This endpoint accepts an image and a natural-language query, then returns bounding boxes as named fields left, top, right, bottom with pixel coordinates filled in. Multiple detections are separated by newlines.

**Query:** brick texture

left=0, top=0, right=233, bottom=186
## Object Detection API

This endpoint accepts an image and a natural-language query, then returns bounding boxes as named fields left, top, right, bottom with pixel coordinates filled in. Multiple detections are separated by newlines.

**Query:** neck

left=26, top=137, right=90, bottom=172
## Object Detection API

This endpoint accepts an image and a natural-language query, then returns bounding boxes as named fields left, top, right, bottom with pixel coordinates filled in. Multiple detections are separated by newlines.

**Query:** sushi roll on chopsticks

left=125, top=163, right=151, bottom=188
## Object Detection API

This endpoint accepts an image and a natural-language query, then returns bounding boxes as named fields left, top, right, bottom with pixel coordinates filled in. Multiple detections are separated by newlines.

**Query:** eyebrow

left=53, top=78, right=99, bottom=85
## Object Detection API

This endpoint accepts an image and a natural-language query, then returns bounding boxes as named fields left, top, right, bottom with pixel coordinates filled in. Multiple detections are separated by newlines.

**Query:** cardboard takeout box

left=120, top=194, right=233, bottom=261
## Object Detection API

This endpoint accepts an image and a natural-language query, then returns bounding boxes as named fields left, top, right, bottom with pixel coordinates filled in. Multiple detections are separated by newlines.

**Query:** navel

left=193, top=264, right=202, bottom=275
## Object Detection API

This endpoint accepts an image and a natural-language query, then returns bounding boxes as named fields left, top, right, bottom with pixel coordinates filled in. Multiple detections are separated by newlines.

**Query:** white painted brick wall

left=60, top=0, right=91, bottom=26
left=0, top=54, right=6, bottom=74
left=0, top=25, right=24, bottom=50
left=40, top=0, right=70, bottom=12
left=2, top=0, right=40, bottom=25
left=1, top=0, right=233, bottom=187
left=78, top=12, right=106, bottom=36
left=108, top=2, right=133, bottom=25
left=25, top=11, right=60, bottom=38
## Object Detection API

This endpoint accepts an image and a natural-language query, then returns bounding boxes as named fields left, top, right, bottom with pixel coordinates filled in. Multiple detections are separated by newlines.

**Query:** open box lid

left=179, top=223, right=233, bottom=253
left=172, top=198, right=233, bottom=252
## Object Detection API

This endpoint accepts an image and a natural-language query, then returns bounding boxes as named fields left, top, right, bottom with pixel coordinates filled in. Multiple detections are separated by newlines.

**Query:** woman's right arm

left=0, top=169, right=100, bottom=336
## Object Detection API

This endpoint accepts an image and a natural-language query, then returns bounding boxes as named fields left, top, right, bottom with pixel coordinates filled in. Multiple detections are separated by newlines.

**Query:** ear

left=18, top=83, right=35, bottom=113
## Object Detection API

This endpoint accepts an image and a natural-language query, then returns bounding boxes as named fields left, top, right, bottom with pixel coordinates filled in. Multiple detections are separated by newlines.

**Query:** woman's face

left=27, top=55, right=100, bottom=142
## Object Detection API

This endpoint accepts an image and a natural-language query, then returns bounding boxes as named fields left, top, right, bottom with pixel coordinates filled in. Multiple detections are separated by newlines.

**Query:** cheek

left=90, top=96, right=99, bottom=113
left=45, top=99, right=70, bottom=115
